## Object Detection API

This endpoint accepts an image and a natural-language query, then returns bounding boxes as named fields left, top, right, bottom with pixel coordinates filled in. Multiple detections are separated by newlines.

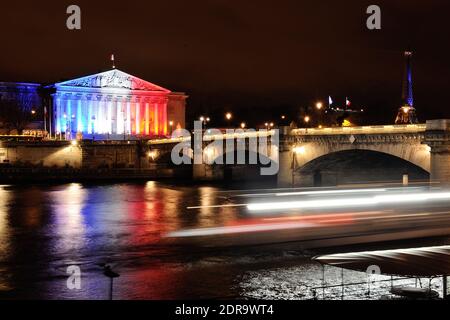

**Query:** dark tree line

left=0, top=97, right=36, bottom=135
left=0, top=86, right=52, bottom=135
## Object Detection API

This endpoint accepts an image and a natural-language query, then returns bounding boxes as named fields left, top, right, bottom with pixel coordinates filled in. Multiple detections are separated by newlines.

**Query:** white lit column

left=126, top=98, right=131, bottom=134
left=135, top=97, right=140, bottom=134
left=107, top=96, right=113, bottom=134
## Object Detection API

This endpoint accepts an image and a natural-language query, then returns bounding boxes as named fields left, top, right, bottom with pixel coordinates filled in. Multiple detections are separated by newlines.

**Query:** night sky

left=1, top=0, right=449, bottom=126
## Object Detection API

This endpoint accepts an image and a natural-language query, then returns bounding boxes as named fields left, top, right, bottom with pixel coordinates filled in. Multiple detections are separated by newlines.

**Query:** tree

left=0, top=95, right=36, bottom=135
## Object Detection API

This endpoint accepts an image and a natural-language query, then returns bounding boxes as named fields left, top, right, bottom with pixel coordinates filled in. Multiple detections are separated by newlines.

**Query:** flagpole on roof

left=111, top=54, right=116, bottom=69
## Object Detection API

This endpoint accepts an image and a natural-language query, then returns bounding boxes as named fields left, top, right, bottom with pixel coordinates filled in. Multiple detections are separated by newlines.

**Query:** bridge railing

left=148, top=129, right=277, bottom=145
left=292, top=124, right=427, bottom=136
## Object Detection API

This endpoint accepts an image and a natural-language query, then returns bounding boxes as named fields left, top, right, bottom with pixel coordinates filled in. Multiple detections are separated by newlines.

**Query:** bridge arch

left=293, top=149, right=430, bottom=187
left=293, top=141, right=431, bottom=173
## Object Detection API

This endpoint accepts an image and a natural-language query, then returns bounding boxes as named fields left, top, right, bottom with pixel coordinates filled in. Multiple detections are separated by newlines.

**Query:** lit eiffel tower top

left=402, top=51, right=414, bottom=107
left=395, top=51, right=418, bottom=124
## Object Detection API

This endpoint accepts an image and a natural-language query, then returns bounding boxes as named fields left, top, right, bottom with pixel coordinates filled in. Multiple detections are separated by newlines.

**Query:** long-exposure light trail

left=165, top=210, right=449, bottom=239
left=167, top=222, right=317, bottom=238
left=247, top=191, right=450, bottom=212
left=274, top=188, right=388, bottom=197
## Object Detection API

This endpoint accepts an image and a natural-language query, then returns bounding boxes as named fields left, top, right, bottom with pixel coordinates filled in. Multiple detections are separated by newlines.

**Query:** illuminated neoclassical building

left=49, top=69, right=187, bottom=138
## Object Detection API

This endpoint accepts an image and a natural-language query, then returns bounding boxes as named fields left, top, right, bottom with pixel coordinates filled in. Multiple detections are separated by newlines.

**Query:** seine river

left=0, top=181, right=447, bottom=300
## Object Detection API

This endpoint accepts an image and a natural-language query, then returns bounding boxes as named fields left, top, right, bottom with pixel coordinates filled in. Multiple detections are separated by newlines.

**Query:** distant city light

left=148, top=150, right=158, bottom=160
left=304, top=116, right=311, bottom=123
left=226, top=112, right=232, bottom=120
left=241, top=122, right=246, bottom=129
left=316, top=102, right=323, bottom=110
left=342, top=119, right=354, bottom=127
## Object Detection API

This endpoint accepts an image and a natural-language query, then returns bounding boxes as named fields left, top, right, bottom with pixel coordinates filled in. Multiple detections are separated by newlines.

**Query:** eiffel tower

left=395, top=51, right=419, bottom=124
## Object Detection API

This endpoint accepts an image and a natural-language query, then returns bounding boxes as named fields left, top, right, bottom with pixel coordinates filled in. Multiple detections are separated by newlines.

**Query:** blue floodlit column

left=77, top=95, right=83, bottom=133
left=54, top=94, right=61, bottom=134
left=66, top=95, right=72, bottom=133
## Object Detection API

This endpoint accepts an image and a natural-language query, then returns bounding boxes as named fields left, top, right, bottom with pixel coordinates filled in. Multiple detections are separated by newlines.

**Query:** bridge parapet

left=424, top=120, right=450, bottom=184
left=291, top=124, right=426, bottom=136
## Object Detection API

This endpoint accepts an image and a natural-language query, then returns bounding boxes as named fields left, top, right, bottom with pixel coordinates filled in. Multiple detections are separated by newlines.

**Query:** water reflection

left=50, top=183, right=87, bottom=254
left=0, top=187, right=12, bottom=291
left=2, top=181, right=445, bottom=300
left=0, top=187, right=11, bottom=255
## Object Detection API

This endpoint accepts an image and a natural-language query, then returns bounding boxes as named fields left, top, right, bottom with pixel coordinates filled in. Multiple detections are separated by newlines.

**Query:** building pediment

left=54, top=69, right=170, bottom=93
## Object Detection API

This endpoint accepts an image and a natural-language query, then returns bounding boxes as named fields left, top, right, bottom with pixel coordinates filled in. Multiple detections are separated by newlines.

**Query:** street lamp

left=304, top=116, right=311, bottom=124
left=169, top=120, right=174, bottom=136
left=241, top=122, right=246, bottom=129
left=225, top=112, right=232, bottom=121
left=316, top=102, right=323, bottom=110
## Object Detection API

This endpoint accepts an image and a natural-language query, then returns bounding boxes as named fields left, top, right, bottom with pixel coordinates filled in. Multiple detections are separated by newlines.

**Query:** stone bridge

left=278, top=119, right=450, bottom=187
left=148, top=130, right=278, bottom=181
left=145, top=120, right=450, bottom=186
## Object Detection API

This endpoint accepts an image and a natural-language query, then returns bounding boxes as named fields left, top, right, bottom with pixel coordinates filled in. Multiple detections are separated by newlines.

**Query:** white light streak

left=247, top=192, right=450, bottom=212
left=275, top=188, right=388, bottom=197
left=166, top=221, right=316, bottom=238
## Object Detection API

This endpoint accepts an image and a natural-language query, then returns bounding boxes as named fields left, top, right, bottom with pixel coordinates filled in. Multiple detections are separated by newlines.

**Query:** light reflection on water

left=0, top=181, right=447, bottom=300
left=0, top=181, right=247, bottom=299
